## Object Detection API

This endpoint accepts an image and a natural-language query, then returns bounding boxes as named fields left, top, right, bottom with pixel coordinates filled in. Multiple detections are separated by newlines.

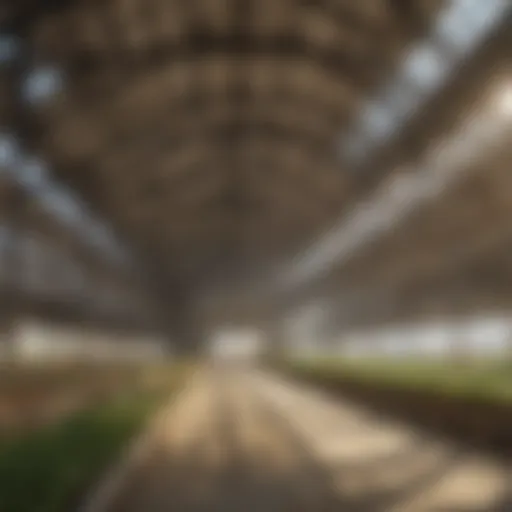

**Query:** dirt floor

left=102, top=367, right=511, bottom=512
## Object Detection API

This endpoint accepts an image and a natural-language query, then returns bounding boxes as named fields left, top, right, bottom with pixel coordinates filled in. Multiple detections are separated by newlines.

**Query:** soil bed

left=284, top=360, right=512, bottom=459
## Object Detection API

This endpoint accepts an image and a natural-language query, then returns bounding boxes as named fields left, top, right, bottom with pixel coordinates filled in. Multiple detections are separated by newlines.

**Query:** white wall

left=7, top=319, right=167, bottom=363
left=209, top=327, right=264, bottom=361
left=285, top=314, right=512, bottom=360
left=337, top=315, right=512, bottom=359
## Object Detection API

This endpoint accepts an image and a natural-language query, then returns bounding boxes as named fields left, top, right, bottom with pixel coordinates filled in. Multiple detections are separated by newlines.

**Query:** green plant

left=0, top=368, right=186, bottom=512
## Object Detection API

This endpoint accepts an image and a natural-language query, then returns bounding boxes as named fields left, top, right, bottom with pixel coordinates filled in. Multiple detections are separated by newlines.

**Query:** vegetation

left=287, top=357, right=512, bottom=404
left=0, top=364, right=188, bottom=512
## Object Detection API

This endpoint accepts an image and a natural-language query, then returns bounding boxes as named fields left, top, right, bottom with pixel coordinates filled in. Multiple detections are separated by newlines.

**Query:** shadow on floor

left=432, top=487, right=512, bottom=512
left=106, top=387, right=496, bottom=512
left=253, top=386, right=466, bottom=512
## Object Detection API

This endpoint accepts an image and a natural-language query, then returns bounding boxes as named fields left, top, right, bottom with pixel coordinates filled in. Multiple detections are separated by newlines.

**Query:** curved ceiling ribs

left=1, top=0, right=448, bottom=331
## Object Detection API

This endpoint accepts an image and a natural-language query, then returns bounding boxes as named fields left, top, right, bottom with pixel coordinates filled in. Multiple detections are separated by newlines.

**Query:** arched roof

left=1, top=0, right=445, bottom=298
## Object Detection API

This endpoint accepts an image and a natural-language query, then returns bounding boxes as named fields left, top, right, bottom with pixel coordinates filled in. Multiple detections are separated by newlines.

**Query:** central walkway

left=104, top=368, right=509, bottom=512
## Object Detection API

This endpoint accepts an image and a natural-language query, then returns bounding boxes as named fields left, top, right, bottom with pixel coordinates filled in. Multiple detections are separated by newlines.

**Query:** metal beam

left=68, top=31, right=379, bottom=89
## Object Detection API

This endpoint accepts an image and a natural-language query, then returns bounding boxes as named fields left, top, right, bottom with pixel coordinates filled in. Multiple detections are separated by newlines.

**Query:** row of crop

left=284, top=359, right=512, bottom=459
left=0, top=362, right=164, bottom=433
left=0, top=363, right=189, bottom=512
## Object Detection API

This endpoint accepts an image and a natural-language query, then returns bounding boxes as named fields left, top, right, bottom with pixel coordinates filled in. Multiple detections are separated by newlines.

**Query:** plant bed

left=0, top=364, right=188, bottom=512
left=284, top=360, right=512, bottom=460
left=0, top=363, right=165, bottom=434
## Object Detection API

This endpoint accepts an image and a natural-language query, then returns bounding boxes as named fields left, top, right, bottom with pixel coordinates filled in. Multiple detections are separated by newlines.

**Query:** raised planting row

left=284, top=358, right=512, bottom=459
left=0, top=363, right=190, bottom=512
left=0, top=362, right=170, bottom=433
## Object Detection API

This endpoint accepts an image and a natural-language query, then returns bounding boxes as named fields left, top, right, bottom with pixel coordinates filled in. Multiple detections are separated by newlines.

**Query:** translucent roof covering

left=342, top=0, right=512, bottom=165
left=0, top=35, right=130, bottom=269
left=0, top=134, right=130, bottom=267
left=22, top=66, right=63, bottom=106
left=284, top=93, right=512, bottom=286
left=0, top=35, right=20, bottom=64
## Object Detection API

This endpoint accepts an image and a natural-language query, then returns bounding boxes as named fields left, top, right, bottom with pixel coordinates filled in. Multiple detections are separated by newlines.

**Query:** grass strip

left=0, top=366, right=187, bottom=512
left=287, top=358, right=512, bottom=405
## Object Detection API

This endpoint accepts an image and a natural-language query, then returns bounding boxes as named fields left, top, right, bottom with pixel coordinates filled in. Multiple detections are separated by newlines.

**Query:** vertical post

left=0, top=30, right=31, bottom=360
left=1, top=181, right=28, bottom=359
left=261, top=317, right=287, bottom=366
left=168, top=291, right=204, bottom=358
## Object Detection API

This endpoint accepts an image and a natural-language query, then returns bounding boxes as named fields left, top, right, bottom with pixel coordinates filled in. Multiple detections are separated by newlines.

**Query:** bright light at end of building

left=209, top=328, right=264, bottom=361
left=494, top=83, right=512, bottom=118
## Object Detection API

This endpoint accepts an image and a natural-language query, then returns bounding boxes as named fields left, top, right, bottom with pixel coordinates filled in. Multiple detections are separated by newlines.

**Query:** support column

left=261, top=317, right=288, bottom=365
left=166, top=291, right=205, bottom=358
left=0, top=31, right=32, bottom=358
left=0, top=181, right=28, bottom=358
